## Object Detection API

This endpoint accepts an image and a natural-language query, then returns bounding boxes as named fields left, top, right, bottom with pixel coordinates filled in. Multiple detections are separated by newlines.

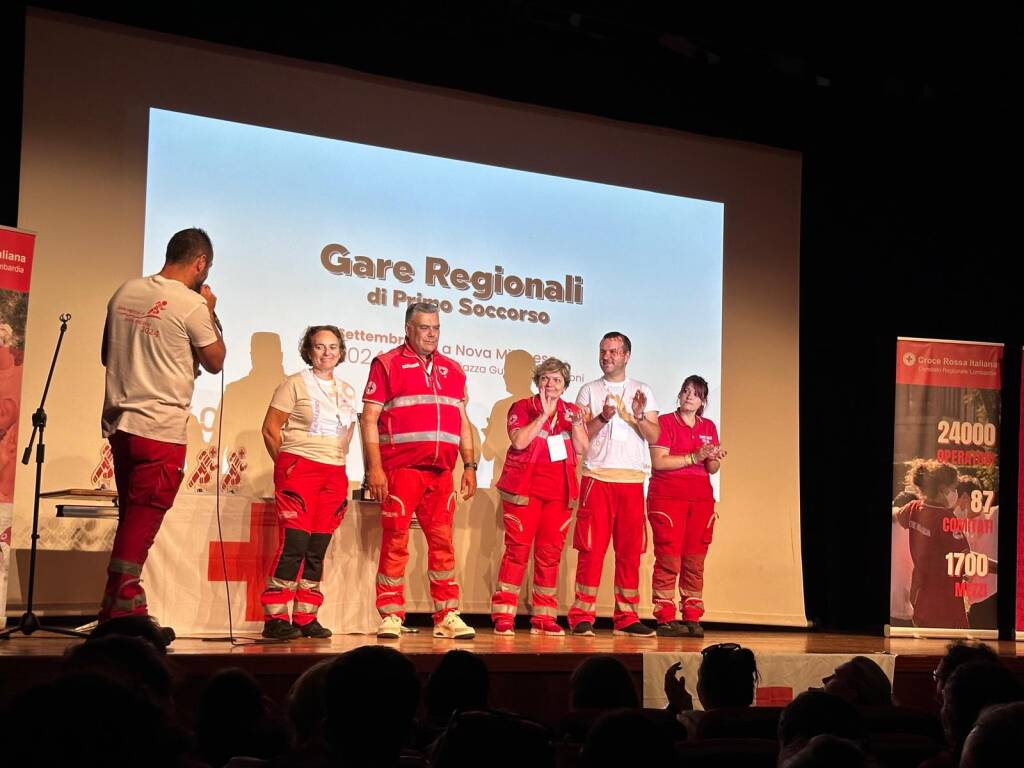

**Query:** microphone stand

left=1, top=313, right=88, bottom=639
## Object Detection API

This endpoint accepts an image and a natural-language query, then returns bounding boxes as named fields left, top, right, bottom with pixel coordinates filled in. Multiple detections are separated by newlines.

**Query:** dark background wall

left=2, top=4, right=1019, bottom=634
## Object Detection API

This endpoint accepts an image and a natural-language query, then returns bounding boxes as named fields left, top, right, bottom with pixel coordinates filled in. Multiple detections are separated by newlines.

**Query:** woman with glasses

left=258, top=325, right=356, bottom=640
left=648, top=375, right=726, bottom=637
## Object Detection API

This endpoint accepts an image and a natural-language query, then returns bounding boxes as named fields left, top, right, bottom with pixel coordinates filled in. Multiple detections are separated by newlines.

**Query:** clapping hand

left=693, top=443, right=715, bottom=462
left=663, top=662, right=694, bottom=714
left=539, top=389, right=558, bottom=419
left=601, top=396, right=617, bottom=423
left=631, top=390, right=647, bottom=421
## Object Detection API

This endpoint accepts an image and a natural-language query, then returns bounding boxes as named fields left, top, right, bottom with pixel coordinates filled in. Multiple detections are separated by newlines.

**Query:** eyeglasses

left=701, top=642, right=741, bottom=655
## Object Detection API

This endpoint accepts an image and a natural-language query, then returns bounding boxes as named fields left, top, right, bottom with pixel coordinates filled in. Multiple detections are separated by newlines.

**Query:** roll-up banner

left=888, top=337, right=1001, bottom=639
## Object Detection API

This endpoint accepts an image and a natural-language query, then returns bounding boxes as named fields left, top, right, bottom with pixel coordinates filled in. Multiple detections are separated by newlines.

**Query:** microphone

left=198, top=285, right=222, bottom=332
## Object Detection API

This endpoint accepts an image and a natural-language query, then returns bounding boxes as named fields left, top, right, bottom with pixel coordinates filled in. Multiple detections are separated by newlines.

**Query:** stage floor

left=4, top=626, right=1022, bottom=658
left=3, top=627, right=1022, bottom=723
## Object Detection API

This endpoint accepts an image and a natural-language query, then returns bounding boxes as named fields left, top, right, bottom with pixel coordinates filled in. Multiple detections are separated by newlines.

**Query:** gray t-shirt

left=102, top=274, right=218, bottom=443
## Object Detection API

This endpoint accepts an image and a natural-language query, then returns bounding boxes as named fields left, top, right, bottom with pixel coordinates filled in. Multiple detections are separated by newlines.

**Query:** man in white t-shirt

left=98, top=228, right=225, bottom=641
left=570, top=331, right=659, bottom=636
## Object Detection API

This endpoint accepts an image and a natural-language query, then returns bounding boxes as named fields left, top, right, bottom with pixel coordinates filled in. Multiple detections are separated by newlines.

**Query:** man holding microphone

left=98, top=227, right=225, bottom=642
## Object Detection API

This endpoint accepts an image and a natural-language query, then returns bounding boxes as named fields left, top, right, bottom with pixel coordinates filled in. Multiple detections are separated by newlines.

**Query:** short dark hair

left=426, top=649, right=490, bottom=727
left=957, top=474, right=983, bottom=498
left=840, top=656, right=892, bottom=707
left=962, top=701, right=1024, bottom=768
left=64, top=635, right=172, bottom=706
left=165, top=227, right=212, bottom=265
left=581, top=709, right=676, bottom=768
left=326, top=646, right=420, bottom=759
left=778, top=691, right=865, bottom=746
left=935, top=642, right=1000, bottom=688
left=405, top=302, right=440, bottom=324
left=533, top=357, right=572, bottom=388
left=299, top=325, right=345, bottom=367
left=905, top=459, right=959, bottom=499
left=286, top=659, right=333, bottom=749
left=943, top=661, right=1024, bottom=753
left=697, top=643, right=759, bottom=708
left=570, top=655, right=639, bottom=710
left=601, top=331, right=631, bottom=354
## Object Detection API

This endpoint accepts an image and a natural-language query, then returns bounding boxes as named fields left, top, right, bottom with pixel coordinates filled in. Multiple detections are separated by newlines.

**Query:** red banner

left=1016, top=354, right=1024, bottom=636
left=889, top=337, right=1002, bottom=638
left=896, top=338, right=1002, bottom=391
left=0, top=225, right=36, bottom=628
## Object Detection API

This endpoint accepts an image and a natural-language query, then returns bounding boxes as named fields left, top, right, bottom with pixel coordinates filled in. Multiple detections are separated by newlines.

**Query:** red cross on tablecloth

left=207, top=500, right=278, bottom=621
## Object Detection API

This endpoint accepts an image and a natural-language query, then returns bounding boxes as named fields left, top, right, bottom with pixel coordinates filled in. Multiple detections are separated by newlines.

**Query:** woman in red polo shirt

left=490, top=357, right=588, bottom=636
left=648, top=375, right=727, bottom=638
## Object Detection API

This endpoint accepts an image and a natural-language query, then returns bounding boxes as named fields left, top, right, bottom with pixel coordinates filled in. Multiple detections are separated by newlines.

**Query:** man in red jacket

left=361, top=302, right=478, bottom=639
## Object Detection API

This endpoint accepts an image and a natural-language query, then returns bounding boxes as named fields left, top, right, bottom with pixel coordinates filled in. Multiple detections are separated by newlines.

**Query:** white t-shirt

left=101, top=275, right=219, bottom=444
left=576, top=376, right=659, bottom=481
left=270, top=369, right=357, bottom=466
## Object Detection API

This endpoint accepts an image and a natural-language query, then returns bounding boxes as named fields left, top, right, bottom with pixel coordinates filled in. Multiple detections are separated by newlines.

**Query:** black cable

left=202, top=368, right=285, bottom=646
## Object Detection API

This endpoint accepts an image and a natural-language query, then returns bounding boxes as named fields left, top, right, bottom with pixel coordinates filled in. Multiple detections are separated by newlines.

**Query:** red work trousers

left=99, top=431, right=186, bottom=621
left=261, top=452, right=348, bottom=625
left=490, top=496, right=571, bottom=625
left=569, top=478, right=646, bottom=630
left=376, top=467, right=459, bottom=623
left=647, top=495, right=716, bottom=623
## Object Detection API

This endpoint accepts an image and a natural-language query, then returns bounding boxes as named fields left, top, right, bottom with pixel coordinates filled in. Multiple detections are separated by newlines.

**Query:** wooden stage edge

left=3, top=627, right=1024, bottom=721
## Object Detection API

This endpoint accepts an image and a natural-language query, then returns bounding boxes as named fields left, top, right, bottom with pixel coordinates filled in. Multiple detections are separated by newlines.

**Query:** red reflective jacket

left=363, top=343, right=467, bottom=472
left=496, top=396, right=580, bottom=508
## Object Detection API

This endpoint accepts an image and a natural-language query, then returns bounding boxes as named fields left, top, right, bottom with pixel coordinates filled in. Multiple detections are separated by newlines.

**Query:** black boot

left=656, top=621, right=689, bottom=637
left=295, top=620, right=332, bottom=639
left=262, top=619, right=302, bottom=640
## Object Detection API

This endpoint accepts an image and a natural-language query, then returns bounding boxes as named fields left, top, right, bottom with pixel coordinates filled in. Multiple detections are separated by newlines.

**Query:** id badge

left=547, top=434, right=568, bottom=461
left=338, top=406, right=353, bottom=427
left=611, top=418, right=631, bottom=441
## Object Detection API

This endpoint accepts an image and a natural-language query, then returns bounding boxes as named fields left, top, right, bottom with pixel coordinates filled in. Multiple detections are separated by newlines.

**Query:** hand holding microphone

left=199, top=283, right=217, bottom=309
left=199, top=284, right=223, bottom=332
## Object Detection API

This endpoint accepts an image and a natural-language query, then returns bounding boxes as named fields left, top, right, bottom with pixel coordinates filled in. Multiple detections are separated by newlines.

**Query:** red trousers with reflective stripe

left=99, top=431, right=186, bottom=621
left=569, top=478, right=646, bottom=630
left=647, top=495, right=716, bottom=623
left=261, top=452, right=348, bottom=625
left=491, top=496, right=571, bottom=625
left=377, top=467, right=458, bottom=623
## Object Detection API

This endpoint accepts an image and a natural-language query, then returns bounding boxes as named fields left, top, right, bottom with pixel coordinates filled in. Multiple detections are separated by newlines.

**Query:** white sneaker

left=377, top=614, right=403, bottom=639
left=433, top=611, right=476, bottom=640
